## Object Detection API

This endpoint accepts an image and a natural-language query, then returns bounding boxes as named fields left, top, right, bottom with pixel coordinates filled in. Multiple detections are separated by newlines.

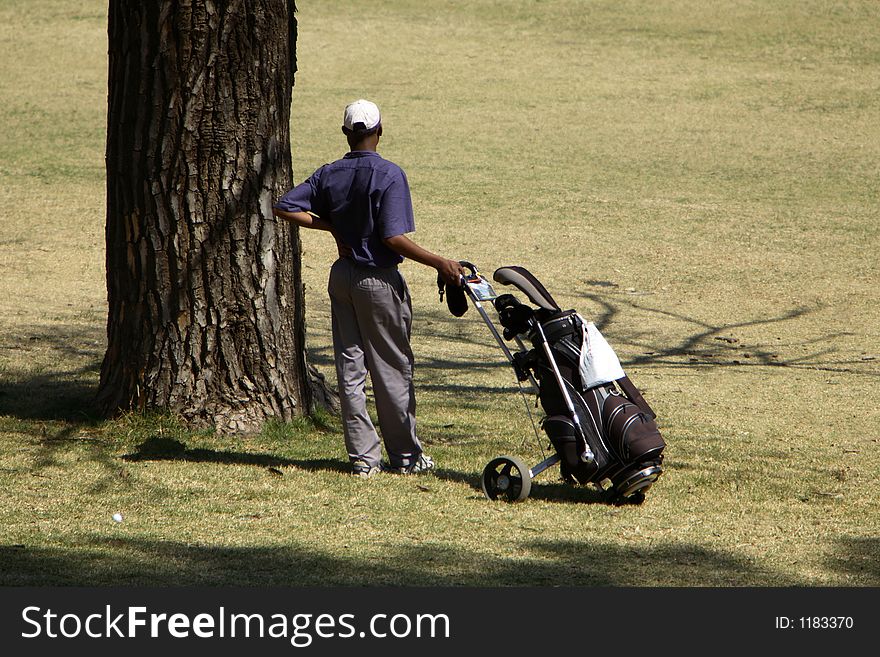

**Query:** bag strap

left=616, top=375, right=656, bottom=420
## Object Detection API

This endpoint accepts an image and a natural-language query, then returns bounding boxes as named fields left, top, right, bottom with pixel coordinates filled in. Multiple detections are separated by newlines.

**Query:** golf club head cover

left=495, top=294, right=533, bottom=337
left=438, top=273, right=468, bottom=317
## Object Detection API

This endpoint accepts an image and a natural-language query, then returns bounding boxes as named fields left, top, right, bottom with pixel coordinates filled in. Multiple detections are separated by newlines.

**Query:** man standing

left=273, top=99, right=464, bottom=477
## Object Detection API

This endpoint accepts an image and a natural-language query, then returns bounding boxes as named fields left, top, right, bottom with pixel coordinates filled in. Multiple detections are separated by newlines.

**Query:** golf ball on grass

left=112, top=513, right=123, bottom=523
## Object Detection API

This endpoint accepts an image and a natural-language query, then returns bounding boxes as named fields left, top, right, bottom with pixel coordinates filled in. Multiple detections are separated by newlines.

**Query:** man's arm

left=383, top=234, right=464, bottom=286
left=273, top=209, right=352, bottom=258
left=272, top=208, right=333, bottom=232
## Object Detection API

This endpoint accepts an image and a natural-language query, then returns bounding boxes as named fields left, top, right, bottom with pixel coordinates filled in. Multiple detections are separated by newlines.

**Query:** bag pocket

left=543, top=415, right=600, bottom=484
left=602, top=392, right=665, bottom=462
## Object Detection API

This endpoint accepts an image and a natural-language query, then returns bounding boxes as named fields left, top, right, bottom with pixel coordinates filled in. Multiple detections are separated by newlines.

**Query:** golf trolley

left=447, top=262, right=665, bottom=504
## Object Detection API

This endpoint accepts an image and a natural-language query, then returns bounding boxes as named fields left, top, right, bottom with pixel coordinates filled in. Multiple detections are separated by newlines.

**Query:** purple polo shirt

left=274, top=151, right=415, bottom=268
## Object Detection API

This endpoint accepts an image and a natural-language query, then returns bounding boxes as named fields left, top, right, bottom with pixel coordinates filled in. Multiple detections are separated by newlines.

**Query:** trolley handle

left=459, top=260, right=478, bottom=275
left=458, top=260, right=478, bottom=286
left=438, top=260, right=475, bottom=301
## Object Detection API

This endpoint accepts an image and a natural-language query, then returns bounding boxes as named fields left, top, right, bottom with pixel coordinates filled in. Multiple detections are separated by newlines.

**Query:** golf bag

left=491, top=266, right=665, bottom=502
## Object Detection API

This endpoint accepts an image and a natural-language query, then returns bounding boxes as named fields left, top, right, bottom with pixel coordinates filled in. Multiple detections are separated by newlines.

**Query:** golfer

left=274, top=99, right=464, bottom=477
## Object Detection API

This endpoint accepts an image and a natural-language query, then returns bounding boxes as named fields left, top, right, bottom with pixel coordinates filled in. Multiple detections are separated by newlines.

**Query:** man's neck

left=348, top=134, right=380, bottom=152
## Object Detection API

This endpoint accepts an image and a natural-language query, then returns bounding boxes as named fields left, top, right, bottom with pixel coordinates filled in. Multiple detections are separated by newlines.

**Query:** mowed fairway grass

left=1, top=0, right=878, bottom=586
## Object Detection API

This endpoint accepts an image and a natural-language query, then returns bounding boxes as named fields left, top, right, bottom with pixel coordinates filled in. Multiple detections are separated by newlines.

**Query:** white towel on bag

left=577, top=316, right=626, bottom=388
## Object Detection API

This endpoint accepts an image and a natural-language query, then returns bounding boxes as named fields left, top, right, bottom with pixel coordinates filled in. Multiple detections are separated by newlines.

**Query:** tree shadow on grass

left=5, top=296, right=870, bottom=430
left=114, top=428, right=615, bottom=507
left=824, top=536, right=880, bottom=585
left=0, top=533, right=807, bottom=587
left=121, top=443, right=618, bottom=507
left=121, top=436, right=349, bottom=475
left=0, top=363, right=102, bottom=423
left=0, top=322, right=104, bottom=422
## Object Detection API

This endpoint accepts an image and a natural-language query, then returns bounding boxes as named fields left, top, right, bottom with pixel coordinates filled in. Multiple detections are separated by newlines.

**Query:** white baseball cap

left=343, top=99, right=381, bottom=133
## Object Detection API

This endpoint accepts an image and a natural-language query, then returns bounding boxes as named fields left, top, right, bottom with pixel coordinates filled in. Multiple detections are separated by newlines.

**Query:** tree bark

left=99, top=0, right=310, bottom=433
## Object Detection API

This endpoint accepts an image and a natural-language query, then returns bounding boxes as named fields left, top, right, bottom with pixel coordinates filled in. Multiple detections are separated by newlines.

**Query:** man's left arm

left=274, top=171, right=351, bottom=256
left=272, top=208, right=334, bottom=232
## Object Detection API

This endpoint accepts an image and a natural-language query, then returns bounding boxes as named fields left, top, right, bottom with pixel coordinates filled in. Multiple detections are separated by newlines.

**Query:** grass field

left=1, top=0, right=878, bottom=586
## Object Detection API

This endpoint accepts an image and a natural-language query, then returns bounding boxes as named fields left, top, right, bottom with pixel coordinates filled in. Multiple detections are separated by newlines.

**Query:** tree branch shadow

left=573, top=289, right=877, bottom=377
left=7, top=284, right=872, bottom=431
left=407, top=290, right=878, bottom=390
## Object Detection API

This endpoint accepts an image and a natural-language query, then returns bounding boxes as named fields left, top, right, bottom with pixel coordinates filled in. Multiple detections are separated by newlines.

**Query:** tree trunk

left=99, top=0, right=310, bottom=433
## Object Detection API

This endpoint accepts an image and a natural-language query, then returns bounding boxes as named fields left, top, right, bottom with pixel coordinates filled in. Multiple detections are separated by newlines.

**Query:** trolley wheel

left=481, top=456, right=532, bottom=502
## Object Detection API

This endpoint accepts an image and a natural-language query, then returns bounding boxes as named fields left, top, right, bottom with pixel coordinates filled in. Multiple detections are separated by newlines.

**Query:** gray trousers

left=328, top=258, right=423, bottom=468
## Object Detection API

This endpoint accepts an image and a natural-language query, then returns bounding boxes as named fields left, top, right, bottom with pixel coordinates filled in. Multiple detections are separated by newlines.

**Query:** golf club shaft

left=534, top=322, right=595, bottom=462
